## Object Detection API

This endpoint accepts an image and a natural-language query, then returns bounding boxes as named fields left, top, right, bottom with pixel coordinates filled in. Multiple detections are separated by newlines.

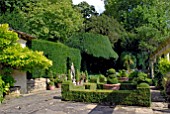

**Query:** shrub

left=129, top=70, right=151, bottom=85
left=98, top=75, right=107, bottom=83
left=89, top=75, right=99, bottom=83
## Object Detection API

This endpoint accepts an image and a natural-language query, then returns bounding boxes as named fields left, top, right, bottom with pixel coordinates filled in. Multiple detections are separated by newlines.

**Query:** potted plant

left=118, top=69, right=129, bottom=82
left=55, top=74, right=66, bottom=88
left=103, top=68, right=120, bottom=90
left=48, top=81, right=55, bottom=90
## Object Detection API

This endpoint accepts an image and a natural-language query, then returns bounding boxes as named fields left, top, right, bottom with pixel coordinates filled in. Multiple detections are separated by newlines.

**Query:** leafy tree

left=23, top=0, right=84, bottom=42
left=74, top=1, right=98, bottom=19
left=104, top=0, right=170, bottom=70
left=85, top=14, right=125, bottom=47
left=104, top=0, right=170, bottom=33
left=0, top=24, right=52, bottom=72
left=120, top=52, right=136, bottom=71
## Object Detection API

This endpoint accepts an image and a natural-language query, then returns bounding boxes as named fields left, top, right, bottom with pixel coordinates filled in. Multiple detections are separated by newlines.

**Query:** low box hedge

left=61, top=82, right=151, bottom=107
left=83, top=83, right=96, bottom=90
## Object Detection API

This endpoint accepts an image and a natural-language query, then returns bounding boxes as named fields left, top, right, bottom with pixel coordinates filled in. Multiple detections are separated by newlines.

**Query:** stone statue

left=71, top=62, right=76, bottom=85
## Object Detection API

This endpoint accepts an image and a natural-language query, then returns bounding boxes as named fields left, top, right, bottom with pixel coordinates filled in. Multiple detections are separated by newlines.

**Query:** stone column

left=150, top=61, right=154, bottom=79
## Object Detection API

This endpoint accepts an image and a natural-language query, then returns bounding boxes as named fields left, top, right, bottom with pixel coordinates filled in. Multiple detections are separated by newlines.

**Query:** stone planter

left=48, top=85, right=55, bottom=90
left=118, top=77, right=129, bottom=82
left=103, top=83, right=120, bottom=90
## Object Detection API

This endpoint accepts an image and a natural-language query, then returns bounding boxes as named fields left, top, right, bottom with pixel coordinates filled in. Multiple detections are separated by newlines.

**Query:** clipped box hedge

left=61, top=82, right=151, bottom=107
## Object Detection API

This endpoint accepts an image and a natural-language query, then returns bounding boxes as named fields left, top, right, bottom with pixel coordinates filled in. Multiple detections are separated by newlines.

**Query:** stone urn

left=103, top=83, right=120, bottom=90
left=118, top=77, right=129, bottom=82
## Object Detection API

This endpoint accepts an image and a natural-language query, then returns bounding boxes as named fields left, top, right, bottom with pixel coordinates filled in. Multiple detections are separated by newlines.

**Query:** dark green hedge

left=67, top=33, right=118, bottom=59
left=61, top=82, right=151, bottom=107
left=120, top=83, right=137, bottom=90
left=31, top=40, right=81, bottom=76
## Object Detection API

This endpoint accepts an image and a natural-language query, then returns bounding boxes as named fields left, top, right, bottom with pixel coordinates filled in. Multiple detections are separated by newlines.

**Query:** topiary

left=98, top=74, right=107, bottom=83
left=137, top=83, right=150, bottom=88
left=106, top=68, right=118, bottom=84
left=107, top=76, right=118, bottom=84
left=106, top=68, right=116, bottom=75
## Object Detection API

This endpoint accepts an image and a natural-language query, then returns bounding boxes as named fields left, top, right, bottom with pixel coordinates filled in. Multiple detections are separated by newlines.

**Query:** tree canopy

left=84, top=14, right=125, bottom=47
left=0, top=0, right=84, bottom=43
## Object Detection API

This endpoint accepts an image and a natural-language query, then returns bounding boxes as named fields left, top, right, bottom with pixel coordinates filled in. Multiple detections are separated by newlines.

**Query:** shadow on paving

left=88, top=104, right=115, bottom=114
left=153, top=109, right=170, bottom=113
left=53, top=96, right=62, bottom=99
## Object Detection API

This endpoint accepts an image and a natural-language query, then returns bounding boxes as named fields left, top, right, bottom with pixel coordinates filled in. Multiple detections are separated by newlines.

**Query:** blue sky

left=72, top=0, right=105, bottom=13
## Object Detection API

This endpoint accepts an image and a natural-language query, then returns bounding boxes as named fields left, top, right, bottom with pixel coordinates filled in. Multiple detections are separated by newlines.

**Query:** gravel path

left=0, top=88, right=169, bottom=114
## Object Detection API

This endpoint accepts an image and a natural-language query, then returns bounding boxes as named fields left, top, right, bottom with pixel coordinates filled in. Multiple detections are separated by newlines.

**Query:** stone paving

left=0, top=88, right=170, bottom=114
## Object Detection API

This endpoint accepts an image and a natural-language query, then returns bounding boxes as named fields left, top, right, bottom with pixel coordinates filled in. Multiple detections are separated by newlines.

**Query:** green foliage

left=61, top=82, right=151, bottom=107
left=31, top=39, right=81, bottom=76
left=85, top=70, right=89, bottom=82
left=48, top=81, right=55, bottom=86
left=2, top=75, right=15, bottom=87
left=84, top=14, right=125, bottom=47
left=120, top=52, right=136, bottom=71
left=104, top=0, right=170, bottom=33
left=74, top=1, right=98, bottom=19
left=0, top=24, right=52, bottom=72
left=158, top=58, right=170, bottom=74
left=106, top=68, right=118, bottom=84
left=54, top=74, right=67, bottom=83
left=89, top=75, right=99, bottom=83
left=83, top=83, right=97, bottom=90
left=76, top=70, right=80, bottom=82
left=0, top=76, right=4, bottom=103
left=107, top=76, right=118, bottom=84
left=67, top=70, right=71, bottom=81
left=129, top=71, right=152, bottom=85
left=106, top=68, right=116, bottom=75
left=67, top=33, right=118, bottom=59
left=137, top=83, right=150, bottom=88
left=98, top=75, right=107, bottom=84
left=118, top=69, right=129, bottom=77
left=23, top=0, right=83, bottom=42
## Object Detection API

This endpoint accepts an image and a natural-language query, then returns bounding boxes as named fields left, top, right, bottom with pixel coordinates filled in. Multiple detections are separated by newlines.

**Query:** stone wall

left=27, top=78, right=47, bottom=93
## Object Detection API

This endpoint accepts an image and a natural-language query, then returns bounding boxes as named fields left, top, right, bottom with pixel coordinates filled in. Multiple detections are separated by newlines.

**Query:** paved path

left=0, top=88, right=170, bottom=114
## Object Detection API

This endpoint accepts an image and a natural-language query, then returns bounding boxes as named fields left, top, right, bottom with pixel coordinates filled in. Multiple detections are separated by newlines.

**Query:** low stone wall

left=27, top=78, right=47, bottom=93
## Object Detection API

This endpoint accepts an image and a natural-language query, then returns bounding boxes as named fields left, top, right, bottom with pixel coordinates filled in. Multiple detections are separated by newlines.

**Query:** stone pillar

left=151, top=61, right=154, bottom=79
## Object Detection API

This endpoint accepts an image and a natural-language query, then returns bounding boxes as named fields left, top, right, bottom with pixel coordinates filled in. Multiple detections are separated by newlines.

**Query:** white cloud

left=72, top=0, right=105, bottom=13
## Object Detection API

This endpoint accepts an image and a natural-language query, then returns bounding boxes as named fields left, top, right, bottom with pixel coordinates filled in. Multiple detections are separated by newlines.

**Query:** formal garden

left=1, top=0, right=170, bottom=110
